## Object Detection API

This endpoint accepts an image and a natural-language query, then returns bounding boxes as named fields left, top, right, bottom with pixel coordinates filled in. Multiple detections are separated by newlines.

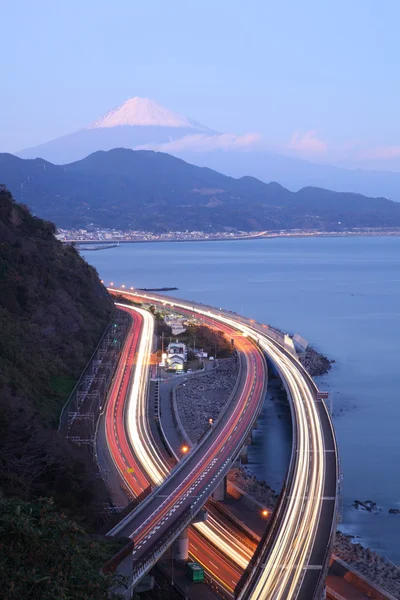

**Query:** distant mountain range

left=2, top=148, right=400, bottom=232
left=16, top=96, right=400, bottom=201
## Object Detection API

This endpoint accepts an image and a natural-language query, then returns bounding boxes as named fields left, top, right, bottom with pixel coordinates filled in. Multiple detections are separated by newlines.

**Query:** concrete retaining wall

left=227, top=481, right=265, bottom=511
left=329, top=556, right=398, bottom=600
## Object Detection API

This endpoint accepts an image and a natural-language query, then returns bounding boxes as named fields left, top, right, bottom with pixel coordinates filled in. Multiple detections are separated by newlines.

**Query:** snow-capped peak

left=87, top=97, right=210, bottom=131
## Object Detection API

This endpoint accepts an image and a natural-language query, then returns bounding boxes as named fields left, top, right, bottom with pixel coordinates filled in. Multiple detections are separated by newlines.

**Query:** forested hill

left=0, top=185, right=113, bottom=522
left=2, top=148, right=400, bottom=231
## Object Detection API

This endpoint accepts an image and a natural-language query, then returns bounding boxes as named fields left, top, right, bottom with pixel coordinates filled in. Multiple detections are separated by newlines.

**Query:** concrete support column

left=133, top=574, right=155, bottom=594
left=239, top=445, right=248, bottom=464
left=212, top=476, right=227, bottom=501
left=174, top=528, right=189, bottom=562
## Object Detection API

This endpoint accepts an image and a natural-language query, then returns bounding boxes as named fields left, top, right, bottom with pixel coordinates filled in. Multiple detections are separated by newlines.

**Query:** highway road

left=109, top=288, right=338, bottom=600
left=100, top=302, right=259, bottom=596
left=104, top=306, right=150, bottom=494
left=103, top=300, right=267, bottom=594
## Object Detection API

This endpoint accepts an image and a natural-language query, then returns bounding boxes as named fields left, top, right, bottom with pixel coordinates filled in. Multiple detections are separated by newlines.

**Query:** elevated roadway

left=100, top=303, right=263, bottom=596
left=109, top=288, right=339, bottom=600
left=105, top=299, right=267, bottom=592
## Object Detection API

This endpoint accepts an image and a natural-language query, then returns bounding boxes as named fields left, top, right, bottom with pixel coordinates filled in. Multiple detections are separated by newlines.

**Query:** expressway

left=104, top=306, right=149, bottom=495
left=103, top=300, right=267, bottom=593
left=109, top=288, right=338, bottom=600
left=100, top=302, right=258, bottom=596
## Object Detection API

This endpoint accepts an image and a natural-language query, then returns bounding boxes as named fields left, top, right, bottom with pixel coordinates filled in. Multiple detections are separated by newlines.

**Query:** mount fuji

left=15, top=96, right=400, bottom=200
left=17, top=97, right=220, bottom=164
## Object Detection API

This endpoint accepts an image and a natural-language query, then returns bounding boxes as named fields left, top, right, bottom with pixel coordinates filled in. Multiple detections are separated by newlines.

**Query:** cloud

left=357, top=145, right=400, bottom=161
left=287, top=130, right=327, bottom=155
left=135, top=132, right=261, bottom=153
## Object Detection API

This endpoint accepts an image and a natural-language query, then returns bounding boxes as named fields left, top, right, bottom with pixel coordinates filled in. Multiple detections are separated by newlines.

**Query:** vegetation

left=2, top=149, right=400, bottom=231
left=178, top=324, right=233, bottom=358
left=0, top=188, right=121, bottom=596
left=0, top=493, right=126, bottom=600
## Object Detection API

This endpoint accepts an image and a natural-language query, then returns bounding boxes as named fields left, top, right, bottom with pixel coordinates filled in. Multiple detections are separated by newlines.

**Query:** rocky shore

left=228, top=467, right=279, bottom=511
left=175, top=358, right=239, bottom=442
left=173, top=334, right=400, bottom=597
left=299, top=346, right=333, bottom=377
left=334, top=531, right=400, bottom=598
left=232, top=470, right=400, bottom=598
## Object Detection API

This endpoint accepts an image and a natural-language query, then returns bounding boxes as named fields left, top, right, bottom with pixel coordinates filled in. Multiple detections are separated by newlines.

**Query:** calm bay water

left=83, top=236, right=400, bottom=562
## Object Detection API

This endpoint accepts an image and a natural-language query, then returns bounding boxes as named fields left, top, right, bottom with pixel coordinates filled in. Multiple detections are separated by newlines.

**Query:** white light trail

left=112, top=290, right=331, bottom=599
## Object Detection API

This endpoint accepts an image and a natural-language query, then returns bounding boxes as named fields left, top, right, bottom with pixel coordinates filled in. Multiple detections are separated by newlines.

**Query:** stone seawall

left=299, top=346, right=333, bottom=376
left=174, top=358, right=239, bottom=443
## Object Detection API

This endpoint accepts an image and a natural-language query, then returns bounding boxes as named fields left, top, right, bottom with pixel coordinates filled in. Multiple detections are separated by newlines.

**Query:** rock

left=353, top=500, right=381, bottom=513
left=175, top=358, right=239, bottom=442
left=389, top=508, right=400, bottom=514
left=334, top=530, right=400, bottom=597
left=299, top=346, right=332, bottom=377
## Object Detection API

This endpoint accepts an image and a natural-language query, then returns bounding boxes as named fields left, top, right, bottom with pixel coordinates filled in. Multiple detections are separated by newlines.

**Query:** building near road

left=163, top=314, right=187, bottom=335
left=165, top=341, right=187, bottom=371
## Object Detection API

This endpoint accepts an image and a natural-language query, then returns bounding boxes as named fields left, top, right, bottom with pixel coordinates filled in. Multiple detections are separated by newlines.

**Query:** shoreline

left=68, top=228, right=400, bottom=247
left=170, top=326, right=400, bottom=596
left=231, top=466, right=400, bottom=598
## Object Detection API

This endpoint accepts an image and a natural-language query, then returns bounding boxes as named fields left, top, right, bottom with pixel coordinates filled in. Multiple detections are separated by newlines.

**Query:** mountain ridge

left=14, top=96, right=400, bottom=200
left=2, top=148, right=400, bottom=232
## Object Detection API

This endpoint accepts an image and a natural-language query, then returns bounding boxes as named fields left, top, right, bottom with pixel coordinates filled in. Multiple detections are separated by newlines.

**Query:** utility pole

left=171, top=542, right=174, bottom=587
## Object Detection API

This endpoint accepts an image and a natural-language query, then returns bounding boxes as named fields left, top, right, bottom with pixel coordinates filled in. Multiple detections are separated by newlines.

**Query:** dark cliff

left=0, top=186, right=113, bottom=523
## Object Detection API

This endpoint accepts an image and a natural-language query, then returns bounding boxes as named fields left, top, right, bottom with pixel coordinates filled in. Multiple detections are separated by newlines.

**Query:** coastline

left=84, top=237, right=400, bottom=579
left=171, top=338, right=400, bottom=597
left=68, top=228, right=400, bottom=246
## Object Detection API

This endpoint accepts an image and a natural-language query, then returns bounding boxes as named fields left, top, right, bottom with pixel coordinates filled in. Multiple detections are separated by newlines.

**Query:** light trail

left=106, top=303, right=260, bottom=594
left=115, top=304, right=168, bottom=485
left=110, top=289, right=337, bottom=600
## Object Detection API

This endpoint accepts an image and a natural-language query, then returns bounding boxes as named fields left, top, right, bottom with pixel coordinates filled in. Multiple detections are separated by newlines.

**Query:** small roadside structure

left=165, top=341, right=187, bottom=371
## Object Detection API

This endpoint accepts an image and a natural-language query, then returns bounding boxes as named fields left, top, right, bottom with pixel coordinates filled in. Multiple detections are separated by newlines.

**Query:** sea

left=82, top=236, right=400, bottom=563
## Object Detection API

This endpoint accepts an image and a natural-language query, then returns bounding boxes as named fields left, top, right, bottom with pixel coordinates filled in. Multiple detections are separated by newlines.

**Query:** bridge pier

left=212, top=476, right=227, bottom=501
left=192, top=508, right=208, bottom=523
left=174, top=528, right=189, bottom=562
left=239, top=445, right=248, bottom=464
left=133, top=574, right=155, bottom=594
left=236, top=435, right=253, bottom=465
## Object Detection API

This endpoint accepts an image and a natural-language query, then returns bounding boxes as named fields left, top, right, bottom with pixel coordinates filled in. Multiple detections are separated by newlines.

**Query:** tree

left=181, top=325, right=232, bottom=358
left=0, top=493, right=126, bottom=600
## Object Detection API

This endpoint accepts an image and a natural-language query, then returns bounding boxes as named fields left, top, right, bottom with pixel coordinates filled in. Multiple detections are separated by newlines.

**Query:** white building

left=165, top=341, right=187, bottom=371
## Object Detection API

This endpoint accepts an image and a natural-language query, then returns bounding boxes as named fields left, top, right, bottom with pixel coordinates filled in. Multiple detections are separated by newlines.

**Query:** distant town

left=55, top=228, right=265, bottom=243
left=56, top=226, right=400, bottom=245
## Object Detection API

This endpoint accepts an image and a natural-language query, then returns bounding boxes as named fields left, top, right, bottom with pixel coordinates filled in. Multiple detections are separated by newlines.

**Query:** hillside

left=2, top=149, right=400, bottom=231
left=0, top=186, right=114, bottom=524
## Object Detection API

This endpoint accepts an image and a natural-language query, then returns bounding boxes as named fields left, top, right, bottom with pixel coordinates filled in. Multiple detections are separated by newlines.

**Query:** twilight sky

left=2, top=0, right=400, bottom=169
